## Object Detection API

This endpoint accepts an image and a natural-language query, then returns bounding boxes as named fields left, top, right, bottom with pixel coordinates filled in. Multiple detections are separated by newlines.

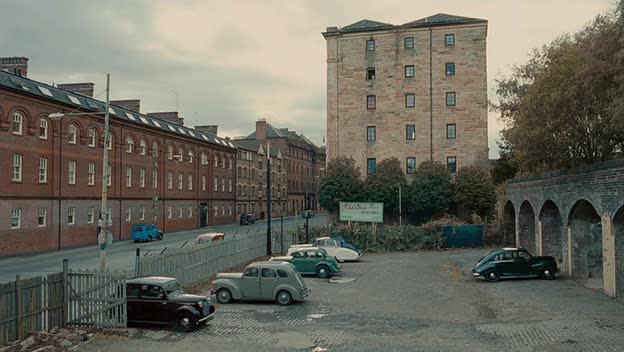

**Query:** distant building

left=323, top=13, right=489, bottom=175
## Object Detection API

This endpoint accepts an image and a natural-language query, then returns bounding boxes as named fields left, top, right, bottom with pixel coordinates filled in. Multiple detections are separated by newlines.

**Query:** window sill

left=12, top=180, right=22, bottom=183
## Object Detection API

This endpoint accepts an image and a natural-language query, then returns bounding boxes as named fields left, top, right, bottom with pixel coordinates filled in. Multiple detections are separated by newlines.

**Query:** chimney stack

left=195, top=125, right=218, bottom=135
left=256, top=118, right=267, bottom=140
left=111, top=99, right=141, bottom=112
left=0, top=57, right=29, bottom=77
left=57, top=82, right=95, bottom=97
left=147, top=111, right=183, bottom=126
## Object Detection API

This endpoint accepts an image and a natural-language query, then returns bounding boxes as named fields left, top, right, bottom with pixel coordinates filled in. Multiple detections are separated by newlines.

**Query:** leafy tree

left=495, top=11, right=624, bottom=174
left=318, top=157, right=364, bottom=212
left=364, top=158, right=407, bottom=214
left=408, top=160, right=453, bottom=221
left=455, top=165, right=497, bottom=218
left=490, top=149, right=518, bottom=185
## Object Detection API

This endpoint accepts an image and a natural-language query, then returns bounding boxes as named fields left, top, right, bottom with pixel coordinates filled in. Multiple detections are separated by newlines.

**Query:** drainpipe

left=57, top=123, right=63, bottom=249
left=429, top=27, right=434, bottom=161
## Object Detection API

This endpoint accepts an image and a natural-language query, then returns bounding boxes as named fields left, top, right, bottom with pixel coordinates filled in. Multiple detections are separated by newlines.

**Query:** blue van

left=131, top=224, right=163, bottom=242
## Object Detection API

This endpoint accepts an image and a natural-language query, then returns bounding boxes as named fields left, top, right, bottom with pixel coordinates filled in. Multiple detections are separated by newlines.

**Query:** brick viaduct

left=504, top=160, right=624, bottom=298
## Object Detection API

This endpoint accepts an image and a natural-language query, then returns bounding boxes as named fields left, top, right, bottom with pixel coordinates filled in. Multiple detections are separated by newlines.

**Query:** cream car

left=289, top=237, right=361, bottom=263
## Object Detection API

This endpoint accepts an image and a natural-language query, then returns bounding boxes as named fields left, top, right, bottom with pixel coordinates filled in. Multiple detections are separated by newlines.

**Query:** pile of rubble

left=0, top=327, right=95, bottom=352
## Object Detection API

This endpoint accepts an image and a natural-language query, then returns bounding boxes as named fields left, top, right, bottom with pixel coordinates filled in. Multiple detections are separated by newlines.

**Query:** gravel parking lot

left=79, top=249, right=624, bottom=352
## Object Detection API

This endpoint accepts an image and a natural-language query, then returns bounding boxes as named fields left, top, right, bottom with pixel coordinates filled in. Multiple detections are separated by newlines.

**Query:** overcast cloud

left=0, top=0, right=614, bottom=157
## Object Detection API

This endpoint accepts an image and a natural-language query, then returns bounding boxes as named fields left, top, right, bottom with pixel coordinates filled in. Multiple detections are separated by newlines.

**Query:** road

left=0, top=214, right=327, bottom=282
left=80, top=249, right=624, bottom=352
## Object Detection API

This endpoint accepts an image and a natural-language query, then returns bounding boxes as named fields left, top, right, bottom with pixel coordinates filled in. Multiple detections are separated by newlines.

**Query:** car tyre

left=316, top=265, right=330, bottom=279
left=147, top=235, right=152, bottom=242
left=485, top=271, right=500, bottom=282
left=276, top=290, right=293, bottom=306
left=216, top=288, right=233, bottom=304
left=540, top=267, right=556, bottom=280
left=157, top=233, right=163, bottom=241
left=175, top=312, right=197, bottom=332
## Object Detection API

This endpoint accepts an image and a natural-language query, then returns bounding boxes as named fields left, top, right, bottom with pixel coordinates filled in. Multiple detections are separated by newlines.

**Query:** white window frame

left=11, top=208, right=22, bottom=229
left=153, top=170, right=158, bottom=189
left=213, top=206, right=218, bottom=216
left=202, top=176, right=206, bottom=191
left=68, top=160, right=76, bottom=185
left=12, top=112, right=23, bottom=135
left=88, top=129, right=96, bottom=147
left=126, top=167, right=132, bottom=188
left=214, top=177, right=218, bottom=191
left=39, top=119, right=48, bottom=139
left=139, top=168, right=146, bottom=188
left=178, top=206, right=183, bottom=218
left=87, top=207, right=95, bottom=224
left=188, top=174, right=193, bottom=191
left=221, top=178, right=225, bottom=192
left=126, top=206, right=132, bottom=221
left=168, top=206, right=172, bottom=219
left=188, top=150, right=193, bottom=164
left=126, top=137, right=134, bottom=154
left=188, top=206, right=193, bottom=218
left=139, top=139, right=147, bottom=155
left=140, top=207, right=145, bottom=220
left=229, top=179, right=232, bottom=192
left=12, top=154, right=22, bottom=182
left=88, top=163, right=95, bottom=186
left=178, top=173, right=183, bottom=190
left=68, top=125, right=77, bottom=144
left=38, top=208, right=47, bottom=227
left=168, top=172, right=173, bottom=190
left=67, top=207, right=76, bottom=225
left=168, top=146, right=173, bottom=160
left=39, top=157, right=48, bottom=183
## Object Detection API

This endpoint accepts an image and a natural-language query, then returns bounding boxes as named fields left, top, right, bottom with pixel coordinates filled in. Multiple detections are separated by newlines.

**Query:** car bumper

left=471, top=270, right=480, bottom=277
left=295, top=287, right=311, bottom=301
left=199, top=312, right=215, bottom=323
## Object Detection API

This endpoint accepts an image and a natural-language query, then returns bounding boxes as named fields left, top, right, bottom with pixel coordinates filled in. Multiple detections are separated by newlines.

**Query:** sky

left=0, top=0, right=615, bottom=158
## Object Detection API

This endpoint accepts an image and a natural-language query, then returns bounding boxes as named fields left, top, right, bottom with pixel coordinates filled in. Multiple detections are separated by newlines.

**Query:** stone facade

left=323, top=14, right=488, bottom=175
left=504, top=159, right=624, bottom=298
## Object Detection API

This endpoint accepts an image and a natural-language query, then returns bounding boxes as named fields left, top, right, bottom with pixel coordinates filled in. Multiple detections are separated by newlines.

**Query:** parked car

left=471, top=247, right=559, bottom=282
left=126, top=276, right=215, bottom=332
left=271, top=247, right=341, bottom=278
left=290, top=236, right=361, bottom=263
left=196, top=232, right=225, bottom=245
left=240, top=213, right=256, bottom=225
left=213, top=261, right=310, bottom=306
left=131, top=224, right=163, bottom=242
left=331, top=236, right=361, bottom=254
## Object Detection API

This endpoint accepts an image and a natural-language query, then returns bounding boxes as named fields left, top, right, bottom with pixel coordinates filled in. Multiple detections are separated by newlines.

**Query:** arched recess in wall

left=567, top=199, right=602, bottom=288
left=539, top=200, right=563, bottom=262
left=518, top=200, right=537, bottom=253
left=503, top=201, right=516, bottom=246
left=614, top=205, right=624, bottom=298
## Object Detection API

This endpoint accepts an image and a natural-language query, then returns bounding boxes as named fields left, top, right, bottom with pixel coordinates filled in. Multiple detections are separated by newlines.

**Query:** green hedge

left=304, top=224, right=446, bottom=253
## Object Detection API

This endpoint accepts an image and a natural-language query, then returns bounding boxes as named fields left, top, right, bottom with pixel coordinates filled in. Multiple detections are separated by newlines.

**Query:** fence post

left=15, top=274, right=22, bottom=339
left=134, top=248, right=141, bottom=277
left=62, top=259, right=69, bottom=327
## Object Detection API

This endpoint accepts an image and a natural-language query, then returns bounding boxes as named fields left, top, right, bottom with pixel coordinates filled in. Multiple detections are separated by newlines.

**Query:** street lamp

left=50, top=74, right=111, bottom=270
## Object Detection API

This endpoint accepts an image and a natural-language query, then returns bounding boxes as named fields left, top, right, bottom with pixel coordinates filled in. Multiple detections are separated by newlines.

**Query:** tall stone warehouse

left=323, top=14, right=488, bottom=175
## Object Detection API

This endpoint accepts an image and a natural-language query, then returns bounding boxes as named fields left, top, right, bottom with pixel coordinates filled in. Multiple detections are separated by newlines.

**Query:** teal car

left=271, top=247, right=341, bottom=278
left=472, top=247, right=558, bottom=282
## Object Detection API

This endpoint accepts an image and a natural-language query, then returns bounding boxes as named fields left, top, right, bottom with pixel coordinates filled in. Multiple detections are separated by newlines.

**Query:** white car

left=289, top=237, right=360, bottom=263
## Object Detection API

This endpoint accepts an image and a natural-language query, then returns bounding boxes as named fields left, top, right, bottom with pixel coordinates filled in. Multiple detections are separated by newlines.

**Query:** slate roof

left=232, top=138, right=281, bottom=157
left=327, top=13, right=486, bottom=35
left=0, top=70, right=236, bottom=150
left=244, top=123, right=325, bottom=155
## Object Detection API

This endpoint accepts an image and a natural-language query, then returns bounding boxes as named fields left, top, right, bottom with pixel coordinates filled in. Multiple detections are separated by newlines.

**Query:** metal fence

left=0, top=261, right=127, bottom=345
left=135, top=227, right=297, bottom=285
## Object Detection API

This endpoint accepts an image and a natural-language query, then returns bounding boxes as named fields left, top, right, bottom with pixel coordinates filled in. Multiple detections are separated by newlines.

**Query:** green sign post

left=339, top=202, right=383, bottom=223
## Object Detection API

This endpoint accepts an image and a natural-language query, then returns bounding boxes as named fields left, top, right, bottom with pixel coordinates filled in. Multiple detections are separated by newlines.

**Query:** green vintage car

left=471, top=247, right=559, bottom=282
left=271, top=247, right=341, bottom=278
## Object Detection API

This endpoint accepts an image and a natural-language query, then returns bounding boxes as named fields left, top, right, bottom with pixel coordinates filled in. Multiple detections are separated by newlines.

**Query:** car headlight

left=197, top=301, right=204, bottom=308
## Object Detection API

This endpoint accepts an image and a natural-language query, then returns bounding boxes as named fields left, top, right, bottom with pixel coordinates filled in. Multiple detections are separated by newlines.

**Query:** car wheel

left=316, top=265, right=330, bottom=279
left=485, top=271, right=500, bottom=282
left=216, top=288, right=233, bottom=304
left=540, top=267, right=556, bottom=280
left=175, top=312, right=197, bottom=332
left=276, top=290, right=293, bottom=306
left=147, top=236, right=152, bottom=242
left=157, top=233, right=163, bottom=240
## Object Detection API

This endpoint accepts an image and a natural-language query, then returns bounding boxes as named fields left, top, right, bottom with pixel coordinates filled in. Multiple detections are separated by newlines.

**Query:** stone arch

left=568, top=199, right=603, bottom=288
left=518, top=200, right=537, bottom=253
left=539, top=200, right=563, bottom=262
left=614, top=205, right=624, bottom=297
left=503, top=200, right=516, bottom=245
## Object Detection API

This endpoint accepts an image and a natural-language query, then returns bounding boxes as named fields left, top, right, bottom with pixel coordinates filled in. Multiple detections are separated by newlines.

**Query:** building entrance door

left=200, top=203, right=208, bottom=227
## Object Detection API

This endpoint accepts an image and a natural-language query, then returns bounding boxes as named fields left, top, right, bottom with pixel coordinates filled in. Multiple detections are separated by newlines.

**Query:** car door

left=260, top=268, right=278, bottom=299
left=303, top=251, right=318, bottom=273
left=290, top=251, right=307, bottom=273
left=514, top=250, right=533, bottom=275
left=239, top=267, right=261, bottom=298
left=320, top=240, right=338, bottom=258
left=139, top=284, right=168, bottom=323
left=497, top=251, right=515, bottom=276
left=126, top=284, right=141, bottom=322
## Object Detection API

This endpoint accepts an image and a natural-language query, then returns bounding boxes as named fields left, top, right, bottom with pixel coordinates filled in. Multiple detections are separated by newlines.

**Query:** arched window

left=221, top=156, right=226, bottom=168
left=188, top=150, right=194, bottom=163
left=167, top=145, right=173, bottom=160
left=229, top=157, right=233, bottom=169
left=38, top=118, right=48, bottom=139
left=153, top=142, right=158, bottom=157
left=12, top=112, right=23, bottom=135
left=68, top=125, right=77, bottom=144
left=104, top=133, right=113, bottom=150
left=139, top=139, right=147, bottom=155
left=214, top=155, right=219, bottom=167
left=178, top=147, right=183, bottom=161
left=201, top=153, right=207, bottom=165
left=87, top=128, right=96, bottom=147
left=126, top=137, right=134, bottom=153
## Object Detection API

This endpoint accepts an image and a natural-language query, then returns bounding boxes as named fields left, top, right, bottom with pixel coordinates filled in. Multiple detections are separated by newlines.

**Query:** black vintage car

left=126, top=276, right=215, bottom=332
left=239, top=213, right=255, bottom=225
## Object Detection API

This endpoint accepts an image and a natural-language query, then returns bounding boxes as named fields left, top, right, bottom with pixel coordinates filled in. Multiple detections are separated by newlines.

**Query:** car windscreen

left=164, top=281, right=182, bottom=295
left=476, top=251, right=496, bottom=265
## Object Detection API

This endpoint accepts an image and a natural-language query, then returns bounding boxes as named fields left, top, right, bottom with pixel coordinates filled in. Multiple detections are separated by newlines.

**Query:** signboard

left=339, top=202, right=383, bottom=223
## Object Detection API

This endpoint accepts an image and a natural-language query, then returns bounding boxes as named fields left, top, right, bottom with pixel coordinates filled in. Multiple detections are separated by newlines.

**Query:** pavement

left=0, top=214, right=327, bottom=282
left=77, top=249, right=624, bottom=352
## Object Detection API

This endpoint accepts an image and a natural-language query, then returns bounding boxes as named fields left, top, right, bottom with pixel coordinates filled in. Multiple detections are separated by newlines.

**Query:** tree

left=455, top=165, right=496, bottom=219
left=318, top=157, right=364, bottom=213
left=490, top=149, right=518, bottom=185
left=408, top=160, right=454, bottom=221
left=364, top=158, right=407, bottom=214
left=495, top=11, right=624, bottom=174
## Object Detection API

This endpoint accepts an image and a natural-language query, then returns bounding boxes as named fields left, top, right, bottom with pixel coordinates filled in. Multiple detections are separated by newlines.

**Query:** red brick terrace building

left=0, top=65, right=236, bottom=256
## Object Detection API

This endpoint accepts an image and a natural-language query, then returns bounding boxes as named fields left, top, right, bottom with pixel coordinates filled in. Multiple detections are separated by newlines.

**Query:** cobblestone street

left=80, top=250, right=624, bottom=352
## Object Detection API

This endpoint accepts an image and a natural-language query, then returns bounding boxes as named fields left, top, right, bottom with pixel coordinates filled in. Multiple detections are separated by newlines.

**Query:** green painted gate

left=442, top=225, right=484, bottom=248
